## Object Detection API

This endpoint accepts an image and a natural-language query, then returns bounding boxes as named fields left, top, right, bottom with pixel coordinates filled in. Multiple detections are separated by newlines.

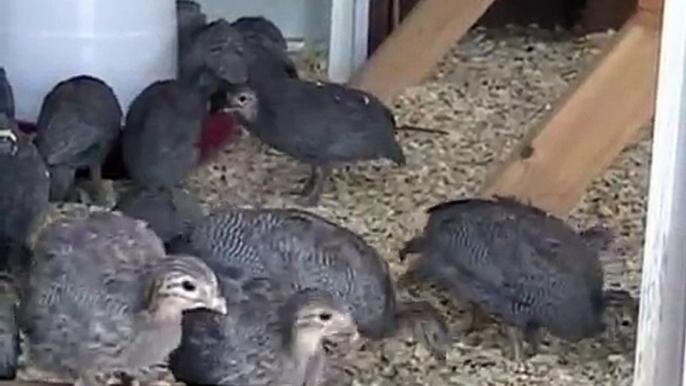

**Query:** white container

left=0, top=0, right=177, bottom=123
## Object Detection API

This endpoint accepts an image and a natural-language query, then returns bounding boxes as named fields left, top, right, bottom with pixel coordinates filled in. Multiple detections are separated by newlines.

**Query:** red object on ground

left=198, top=111, right=242, bottom=165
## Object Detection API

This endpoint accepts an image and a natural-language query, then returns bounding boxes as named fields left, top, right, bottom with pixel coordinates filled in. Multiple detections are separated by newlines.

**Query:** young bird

left=169, top=206, right=450, bottom=361
left=171, top=282, right=359, bottom=386
left=178, top=18, right=248, bottom=86
left=34, top=75, right=122, bottom=205
left=122, top=67, right=234, bottom=189
left=399, top=196, right=626, bottom=361
left=223, top=78, right=405, bottom=206
left=0, top=113, right=50, bottom=279
left=19, top=211, right=226, bottom=386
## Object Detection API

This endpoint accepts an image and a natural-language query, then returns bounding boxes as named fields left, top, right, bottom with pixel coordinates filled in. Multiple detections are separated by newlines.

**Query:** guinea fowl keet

left=399, top=196, right=626, bottom=361
left=178, top=18, right=248, bottom=86
left=34, top=75, right=122, bottom=205
left=224, top=78, right=406, bottom=206
left=230, top=16, right=299, bottom=82
left=121, top=68, right=245, bottom=190
left=19, top=211, right=226, bottom=386
left=171, top=280, right=359, bottom=386
left=169, top=206, right=450, bottom=361
left=0, top=112, right=51, bottom=279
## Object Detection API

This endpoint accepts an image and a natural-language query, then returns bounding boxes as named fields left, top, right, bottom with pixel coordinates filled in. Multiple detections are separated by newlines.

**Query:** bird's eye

left=319, top=312, right=332, bottom=321
left=237, top=94, right=248, bottom=104
left=181, top=280, right=196, bottom=292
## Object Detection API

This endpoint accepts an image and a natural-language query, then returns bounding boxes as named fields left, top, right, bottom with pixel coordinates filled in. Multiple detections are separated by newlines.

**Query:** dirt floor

left=22, top=24, right=648, bottom=386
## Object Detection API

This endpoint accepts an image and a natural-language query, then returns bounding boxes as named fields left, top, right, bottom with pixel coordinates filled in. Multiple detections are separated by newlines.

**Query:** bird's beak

left=221, top=106, right=239, bottom=114
left=209, top=296, right=228, bottom=315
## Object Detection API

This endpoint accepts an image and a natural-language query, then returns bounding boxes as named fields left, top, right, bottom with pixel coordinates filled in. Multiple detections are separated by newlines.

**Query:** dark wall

left=368, top=0, right=638, bottom=55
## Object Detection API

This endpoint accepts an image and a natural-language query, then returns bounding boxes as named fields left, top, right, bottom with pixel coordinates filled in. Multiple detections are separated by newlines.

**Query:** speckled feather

left=239, top=78, right=405, bottom=167
left=114, top=186, right=205, bottom=245
left=174, top=206, right=417, bottom=340
left=401, top=196, right=608, bottom=341
left=18, top=211, right=220, bottom=382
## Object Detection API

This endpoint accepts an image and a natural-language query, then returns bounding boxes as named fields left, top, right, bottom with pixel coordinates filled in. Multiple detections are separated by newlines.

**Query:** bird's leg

left=523, top=325, right=542, bottom=357
left=89, top=165, right=114, bottom=207
left=465, top=302, right=493, bottom=332
left=295, top=165, right=330, bottom=207
left=507, top=326, right=526, bottom=362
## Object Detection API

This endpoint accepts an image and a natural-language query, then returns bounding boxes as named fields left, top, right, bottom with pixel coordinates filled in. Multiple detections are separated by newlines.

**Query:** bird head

left=148, top=254, right=227, bottom=320
left=216, top=84, right=258, bottom=125
left=281, top=289, right=360, bottom=357
left=0, top=113, right=18, bottom=156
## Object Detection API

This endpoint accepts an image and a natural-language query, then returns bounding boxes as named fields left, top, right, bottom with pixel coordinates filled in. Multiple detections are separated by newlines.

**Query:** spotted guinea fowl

left=0, top=113, right=50, bottom=278
left=230, top=16, right=299, bottom=82
left=121, top=68, right=247, bottom=189
left=114, top=186, right=204, bottom=247
left=19, top=211, right=227, bottom=386
left=171, top=275, right=359, bottom=386
left=169, top=206, right=450, bottom=360
left=0, top=67, right=14, bottom=119
left=34, top=75, right=122, bottom=205
left=224, top=78, right=406, bottom=206
left=178, top=18, right=248, bottom=86
left=398, top=196, right=627, bottom=361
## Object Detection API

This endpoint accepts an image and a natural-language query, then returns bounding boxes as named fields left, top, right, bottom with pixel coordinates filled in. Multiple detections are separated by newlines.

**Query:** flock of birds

left=0, top=1, right=639, bottom=386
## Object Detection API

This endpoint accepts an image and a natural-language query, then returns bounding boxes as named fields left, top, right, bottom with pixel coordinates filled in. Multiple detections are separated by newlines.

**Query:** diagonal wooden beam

left=348, top=0, right=496, bottom=102
left=480, top=9, right=661, bottom=216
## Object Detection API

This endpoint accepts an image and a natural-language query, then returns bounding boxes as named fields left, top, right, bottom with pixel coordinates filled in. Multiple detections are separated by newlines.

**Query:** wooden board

left=479, top=10, right=660, bottom=216
left=639, top=0, right=664, bottom=13
left=348, top=0, right=496, bottom=102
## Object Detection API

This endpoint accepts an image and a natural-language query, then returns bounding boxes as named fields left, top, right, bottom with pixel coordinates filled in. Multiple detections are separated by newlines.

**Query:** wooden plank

left=479, top=11, right=660, bottom=216
left=347, top=0, right=496, bottom=102
left=632, top=0, right=686, bottom=384
left=639, top=0, right=664, bottom=13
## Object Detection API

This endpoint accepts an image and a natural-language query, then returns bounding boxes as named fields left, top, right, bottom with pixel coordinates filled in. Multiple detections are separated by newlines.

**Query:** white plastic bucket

left=0, top=0, right=177, bottom=123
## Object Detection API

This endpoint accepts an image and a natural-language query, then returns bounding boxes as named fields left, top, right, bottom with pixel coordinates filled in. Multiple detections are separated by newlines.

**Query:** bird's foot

left=506, top=326, right=541, bottom=362
left=465, top=303, right=494, bottom=332
left=91, top=179, right=116, bottom=208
